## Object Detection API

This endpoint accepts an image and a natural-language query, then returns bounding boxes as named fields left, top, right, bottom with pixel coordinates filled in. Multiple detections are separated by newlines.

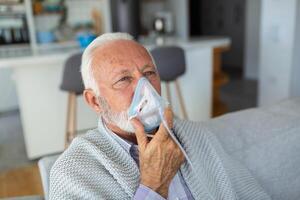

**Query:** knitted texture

left=50, top=118, right=271, bottom=200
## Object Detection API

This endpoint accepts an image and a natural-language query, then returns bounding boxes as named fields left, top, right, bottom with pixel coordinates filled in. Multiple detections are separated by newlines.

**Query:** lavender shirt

left=108, top=128, right=194, bottom=200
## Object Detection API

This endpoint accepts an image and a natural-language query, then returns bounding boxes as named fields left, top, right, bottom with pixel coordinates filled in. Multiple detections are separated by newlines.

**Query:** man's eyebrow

left=110, top=64, right=154, bottom=78
left=141, top=64, right=155, bottom=71
left=111, top=68, right=131, bottom=76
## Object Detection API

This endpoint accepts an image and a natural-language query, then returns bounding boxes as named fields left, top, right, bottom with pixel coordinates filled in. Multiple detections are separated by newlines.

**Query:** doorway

left=189, top=0, right=259, bottom=112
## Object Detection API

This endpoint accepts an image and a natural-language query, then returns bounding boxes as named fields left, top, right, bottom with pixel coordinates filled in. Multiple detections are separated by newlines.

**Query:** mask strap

left=159, top=109, right=194, bottom=171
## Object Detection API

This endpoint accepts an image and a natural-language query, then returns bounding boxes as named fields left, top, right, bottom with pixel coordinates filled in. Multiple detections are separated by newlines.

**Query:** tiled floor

left=220, top=78, right=257, bottom=112
left=0, top=111, right=43, bottom=198
left=0, top=164, right=43, bottom=198
left=221, top=67, right=258, bottom=112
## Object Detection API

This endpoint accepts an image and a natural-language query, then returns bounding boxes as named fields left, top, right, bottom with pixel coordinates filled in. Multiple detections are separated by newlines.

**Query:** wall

left=140, top=1, right=166, bottom=32
left=258, top=0, right=298, bottom=106
left=166, top=0, right=189, bottom=39
left=290, top=0, right=300, bottom=97
left=244, top=0, right=261, bottom=80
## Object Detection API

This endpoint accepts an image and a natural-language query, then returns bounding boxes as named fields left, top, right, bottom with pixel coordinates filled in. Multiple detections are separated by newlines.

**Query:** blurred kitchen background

left=0, top=0, right=300, bottom=199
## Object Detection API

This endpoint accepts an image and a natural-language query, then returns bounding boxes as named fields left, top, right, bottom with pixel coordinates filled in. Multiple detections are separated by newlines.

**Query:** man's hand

left=131, top=108, right=185, bottom=198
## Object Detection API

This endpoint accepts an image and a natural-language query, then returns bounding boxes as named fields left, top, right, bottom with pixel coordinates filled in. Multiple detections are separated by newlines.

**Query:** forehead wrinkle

left=91, top=40, right=153, bottom=81
left=95, top=40, right=150, bottom=65
left=91, top=48, right=122, bottom=74
left=112, top=39, right=150, bottom=59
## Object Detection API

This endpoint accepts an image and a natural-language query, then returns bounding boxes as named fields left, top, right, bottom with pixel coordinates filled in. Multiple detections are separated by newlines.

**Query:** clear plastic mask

left=128, top=77, right=194, bottom=170
left=128, top=77, right=168, bottom=132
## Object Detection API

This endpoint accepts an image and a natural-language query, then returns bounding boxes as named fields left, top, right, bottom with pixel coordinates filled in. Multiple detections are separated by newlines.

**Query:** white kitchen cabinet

left=0, top=68, right=19, bottom=112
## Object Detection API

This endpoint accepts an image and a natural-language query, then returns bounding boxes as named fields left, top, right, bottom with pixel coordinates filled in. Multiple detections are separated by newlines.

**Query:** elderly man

left=49, top=33, right=270, bottom=200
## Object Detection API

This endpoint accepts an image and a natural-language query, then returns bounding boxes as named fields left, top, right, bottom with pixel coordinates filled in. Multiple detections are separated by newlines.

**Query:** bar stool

left=150, top=46, right=188, bottom=119
left=60, top=52, right=84, bottom=148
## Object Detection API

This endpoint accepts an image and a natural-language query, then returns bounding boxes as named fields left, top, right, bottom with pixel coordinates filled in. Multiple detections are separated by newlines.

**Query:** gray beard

left=97, top=96, right=135, bottom=134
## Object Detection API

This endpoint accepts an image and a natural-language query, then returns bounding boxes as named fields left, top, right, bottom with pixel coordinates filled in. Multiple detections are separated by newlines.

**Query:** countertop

left=0, top=36, right=231, bottom=69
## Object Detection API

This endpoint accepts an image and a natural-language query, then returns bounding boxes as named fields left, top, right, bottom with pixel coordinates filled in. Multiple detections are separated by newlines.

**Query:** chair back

left=38, top=154, right=60, bottom=200
left=60, top=52, right=84, bottom=94
left=150, top=46, right=186, bottom=82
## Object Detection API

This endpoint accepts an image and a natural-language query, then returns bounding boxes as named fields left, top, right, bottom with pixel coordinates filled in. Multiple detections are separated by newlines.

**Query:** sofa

left=39, top=98, right=300, bottom=200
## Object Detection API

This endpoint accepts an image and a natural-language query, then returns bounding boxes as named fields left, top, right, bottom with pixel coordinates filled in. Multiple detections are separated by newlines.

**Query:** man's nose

left=136, top=71, right=144, bottom=80
left=131, top=71, right=144, bottom=91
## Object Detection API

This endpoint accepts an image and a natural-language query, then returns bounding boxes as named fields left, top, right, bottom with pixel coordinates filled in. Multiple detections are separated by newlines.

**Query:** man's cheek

left=118, top=93, right=134, bottom=111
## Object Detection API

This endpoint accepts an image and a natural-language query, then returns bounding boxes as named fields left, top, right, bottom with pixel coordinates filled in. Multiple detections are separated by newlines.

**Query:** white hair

left=81, top=32, right=134, bottom=96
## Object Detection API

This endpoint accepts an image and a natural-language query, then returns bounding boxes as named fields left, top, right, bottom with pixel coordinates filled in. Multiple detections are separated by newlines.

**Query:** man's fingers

left=164, top=107, right=173, bottom=129
left=130, top=118, right=148, bottom=150
left=155, top=123, right=169, bottom=141
left=154, top=107, right=174, bottom=141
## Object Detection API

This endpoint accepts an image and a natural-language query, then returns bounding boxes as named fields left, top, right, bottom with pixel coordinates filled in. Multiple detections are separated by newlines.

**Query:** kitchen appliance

left=153, top=11, right=174, bottom=35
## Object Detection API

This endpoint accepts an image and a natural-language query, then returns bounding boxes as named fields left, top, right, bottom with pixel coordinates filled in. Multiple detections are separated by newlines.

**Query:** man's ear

left=83, top=89, right=102, bottom=114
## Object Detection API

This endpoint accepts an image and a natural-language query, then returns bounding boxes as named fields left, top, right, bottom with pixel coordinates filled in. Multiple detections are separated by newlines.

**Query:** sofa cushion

left=205, top=98, right=300, bottom=200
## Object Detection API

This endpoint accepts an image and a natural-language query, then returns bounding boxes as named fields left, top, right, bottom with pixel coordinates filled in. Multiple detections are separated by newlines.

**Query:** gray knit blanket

left=49, top=114, right=271, bottom=199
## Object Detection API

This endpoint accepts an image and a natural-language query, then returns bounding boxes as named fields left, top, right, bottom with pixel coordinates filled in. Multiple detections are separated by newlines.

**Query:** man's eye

left=118, top=76, right=132, bottom=82
left=144, top=71, right=156, bottom=76
left=113, top=76, right=132, bottom=89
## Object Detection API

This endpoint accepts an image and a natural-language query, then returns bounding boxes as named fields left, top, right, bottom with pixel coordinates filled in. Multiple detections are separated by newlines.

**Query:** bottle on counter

left=12, top=28, right=21, bottom=43
left=0, top=29, right=5, bottom=44
left=4, top=28, right=13, bottom=44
